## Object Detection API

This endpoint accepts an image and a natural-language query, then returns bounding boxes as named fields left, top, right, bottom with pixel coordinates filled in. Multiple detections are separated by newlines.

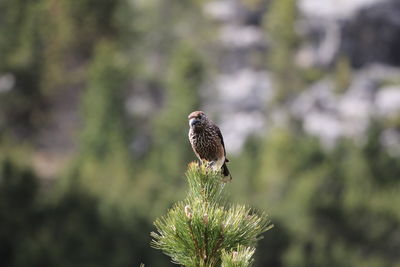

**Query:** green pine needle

left=151, top=163, right=273, bottom=267
left=221, top=245, right=256, bottom=267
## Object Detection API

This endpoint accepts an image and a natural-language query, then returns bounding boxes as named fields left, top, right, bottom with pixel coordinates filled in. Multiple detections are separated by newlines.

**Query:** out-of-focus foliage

left=66, top=40, right=138, bottom=220
left=249, top=126, right=400, bottom=267
left=334, top=56, right=352, bottom=94
left=0, top=157, right=166, bottom=267
left=1, top=0, right=400, bottom=267
left=265, top=0, right=301, bottom=103
left=149, top=43, right=205, bottom=180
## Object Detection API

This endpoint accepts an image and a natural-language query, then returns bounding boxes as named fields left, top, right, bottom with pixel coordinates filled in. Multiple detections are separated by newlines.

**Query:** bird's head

left=188, top=111, right=208, bottom=129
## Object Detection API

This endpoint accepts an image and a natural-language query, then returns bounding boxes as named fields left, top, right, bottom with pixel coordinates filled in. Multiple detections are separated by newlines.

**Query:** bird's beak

left=189, top=118, right=199, bottom=127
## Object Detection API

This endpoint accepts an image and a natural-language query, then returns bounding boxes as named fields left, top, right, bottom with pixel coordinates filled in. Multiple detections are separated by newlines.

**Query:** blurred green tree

left=0, top=156, right=171, bottom=267
left=148, top=43, right=205, bottom=183
left=0, top=159, right=38, bottom=267
left=0, top=0, right=45, bottom=137
left=333, top=56, right=352, bottom=94
left=65, top=40, right=137, bottom=219
left=265, top=0, right=301, bottom=104
left=129, top=43, right=208, bottom=219
left=252, top=126, right=400, bottom=267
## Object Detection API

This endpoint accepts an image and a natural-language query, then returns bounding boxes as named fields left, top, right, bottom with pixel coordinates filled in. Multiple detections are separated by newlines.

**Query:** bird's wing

left=215, top=125, right=228, bottom=161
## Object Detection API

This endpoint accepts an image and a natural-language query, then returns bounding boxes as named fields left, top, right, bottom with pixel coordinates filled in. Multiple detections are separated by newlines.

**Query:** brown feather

left=188, top=111, right=231, bottom=180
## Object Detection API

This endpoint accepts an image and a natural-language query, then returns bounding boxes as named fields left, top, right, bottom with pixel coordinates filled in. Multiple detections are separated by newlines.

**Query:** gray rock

left=0, top=73, right=15, bottom=93
left=341, top=0, right=400, bottom=68
left=375, top=86, right=400, bottom=116
left=299, top=0, right=385, bottom=19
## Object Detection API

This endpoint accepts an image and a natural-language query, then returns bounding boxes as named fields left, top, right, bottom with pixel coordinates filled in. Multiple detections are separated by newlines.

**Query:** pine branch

left=151, top=163, right=273, bottom=267
left=221, top=245, right=256, bottom=267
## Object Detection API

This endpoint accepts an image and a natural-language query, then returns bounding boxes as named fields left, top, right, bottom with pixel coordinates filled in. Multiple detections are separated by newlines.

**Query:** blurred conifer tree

left=252, top=127, right=400, bottom=267
left=149, top=43, right=205, bottom=181
left=265, top=0, right=301, bottom=104
left=65, top=41, right=136, bottom=220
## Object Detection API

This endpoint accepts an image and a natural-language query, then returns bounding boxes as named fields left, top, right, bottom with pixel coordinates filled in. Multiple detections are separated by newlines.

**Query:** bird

left=188, top=111, right=232, bottom=181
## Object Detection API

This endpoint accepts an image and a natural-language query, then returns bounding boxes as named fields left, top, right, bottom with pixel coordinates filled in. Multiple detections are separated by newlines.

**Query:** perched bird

left=188, top=111, right=231, bottom=181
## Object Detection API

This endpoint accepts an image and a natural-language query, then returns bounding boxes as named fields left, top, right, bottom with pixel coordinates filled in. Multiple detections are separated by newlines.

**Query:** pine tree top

left=151, top=163, right=273, bottom=267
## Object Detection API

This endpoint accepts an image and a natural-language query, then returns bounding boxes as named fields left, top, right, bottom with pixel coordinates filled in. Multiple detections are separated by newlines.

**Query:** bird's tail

left=222, top=162, right=232, bottom=182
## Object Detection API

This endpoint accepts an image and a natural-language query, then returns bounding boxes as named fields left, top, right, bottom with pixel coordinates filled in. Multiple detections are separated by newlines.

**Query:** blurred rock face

left=292, top=65, right=400, bottom=147
left=300, top=0, right=386, bottom=19
left=341, top=0, right=400, bottom=68
left=297, top=0, right=400, bottom=68
left=203, top=0, right=400, bottom=153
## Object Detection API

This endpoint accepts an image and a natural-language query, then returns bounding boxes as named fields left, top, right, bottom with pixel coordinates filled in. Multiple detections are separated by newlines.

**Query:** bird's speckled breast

left=189, top=128, right=223, bottom=161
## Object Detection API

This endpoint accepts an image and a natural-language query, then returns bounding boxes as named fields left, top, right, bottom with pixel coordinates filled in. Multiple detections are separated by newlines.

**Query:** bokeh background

left=1, top=0, right=400, bottom=266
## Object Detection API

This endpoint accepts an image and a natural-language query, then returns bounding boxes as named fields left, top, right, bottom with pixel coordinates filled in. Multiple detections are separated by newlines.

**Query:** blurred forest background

left=1, top=0, right=400, bottom=266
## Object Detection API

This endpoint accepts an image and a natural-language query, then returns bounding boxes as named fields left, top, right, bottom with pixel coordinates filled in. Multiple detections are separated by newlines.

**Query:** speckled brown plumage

left=188, top=111, right=231, bottom=181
